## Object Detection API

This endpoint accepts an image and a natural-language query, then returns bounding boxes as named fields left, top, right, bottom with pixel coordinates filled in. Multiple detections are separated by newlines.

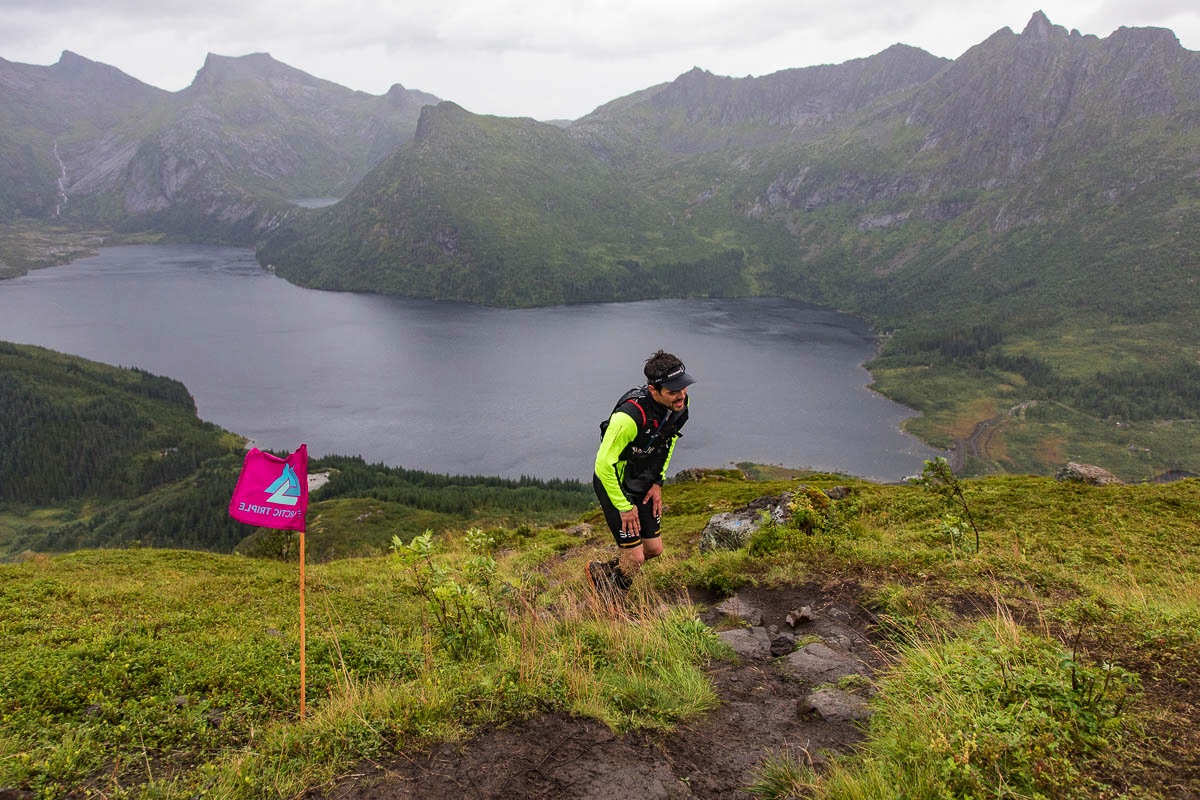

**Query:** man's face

left=649, top=384, right=688, bottom=412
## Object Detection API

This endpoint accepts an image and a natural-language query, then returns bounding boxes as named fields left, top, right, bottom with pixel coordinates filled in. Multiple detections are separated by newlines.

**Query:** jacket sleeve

left=594, top=412, right=638, bottom=512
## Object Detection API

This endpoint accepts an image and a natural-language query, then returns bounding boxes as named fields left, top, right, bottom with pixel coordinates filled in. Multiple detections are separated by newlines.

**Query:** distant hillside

left=0, top=341, right=251, bottom=553
left=257, top=102, right=746, bottom=305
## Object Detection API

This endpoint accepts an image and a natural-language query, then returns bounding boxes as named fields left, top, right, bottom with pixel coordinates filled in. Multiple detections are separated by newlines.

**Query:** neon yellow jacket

left=593, top=403, right=683, bottom=512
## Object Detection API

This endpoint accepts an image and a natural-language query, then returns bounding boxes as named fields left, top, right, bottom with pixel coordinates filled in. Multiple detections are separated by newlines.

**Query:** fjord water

left=0, top=245, right=939, bottom=481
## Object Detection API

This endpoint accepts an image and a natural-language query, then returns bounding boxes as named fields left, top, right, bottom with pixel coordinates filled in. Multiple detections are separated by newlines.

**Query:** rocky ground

left=303, top=585, right=882, bottom=800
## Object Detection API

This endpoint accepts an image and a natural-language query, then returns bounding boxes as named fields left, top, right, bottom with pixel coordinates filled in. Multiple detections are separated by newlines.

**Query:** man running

left=587, top=350, right=695, bottom=605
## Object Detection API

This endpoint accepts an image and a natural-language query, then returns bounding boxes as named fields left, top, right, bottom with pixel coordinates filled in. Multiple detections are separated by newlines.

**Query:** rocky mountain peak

left=385, top=82, right=442, bottom=111
left=1020, top=10, right=1063, bottom=41
left=50, top=50, right=155, bottom=92
left=413, top=101, right=467, bottom=143
left=188, top=51, right=308, bottom=92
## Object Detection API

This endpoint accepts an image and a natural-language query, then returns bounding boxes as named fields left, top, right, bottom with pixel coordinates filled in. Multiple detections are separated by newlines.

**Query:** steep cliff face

left=901, top=12, right=1199, bottom=184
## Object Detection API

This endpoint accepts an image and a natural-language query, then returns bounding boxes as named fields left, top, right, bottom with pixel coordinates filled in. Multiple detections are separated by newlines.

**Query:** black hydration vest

left=599, top=386, right=689, bottom=493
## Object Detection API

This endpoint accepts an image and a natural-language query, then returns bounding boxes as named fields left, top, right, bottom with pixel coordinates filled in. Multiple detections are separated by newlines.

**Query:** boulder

left=782, top=641, right=867, bottom=684
left=786, top=606, right=814, bottom=627
left=698, top=512, right=759, bottom=552
left=803, top=688, right=872, bottom=722
left=1055, top=462, right=1123, bottom=486
left=698, top=492, right=793, bottom=552
left=564, top=523, right=593, bottom=538
left=717, top=627, right=772, bottom=659
left=770, top=630, right=797, bottom=657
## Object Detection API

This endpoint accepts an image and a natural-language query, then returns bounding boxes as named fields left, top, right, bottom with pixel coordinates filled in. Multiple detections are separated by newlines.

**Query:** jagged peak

left=413, top=101, right=468, bottom=142
left=677, top=66, right=719, bottom=82
left=56, top=50, right=95, bottom=67
left=1021, top=10, right=1067, bottom=41
left=49, top=49, right=157, bottom=91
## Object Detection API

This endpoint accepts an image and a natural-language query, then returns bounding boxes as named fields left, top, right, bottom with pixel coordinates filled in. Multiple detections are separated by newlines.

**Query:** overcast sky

left=2, top=1, right=1197, bottom=121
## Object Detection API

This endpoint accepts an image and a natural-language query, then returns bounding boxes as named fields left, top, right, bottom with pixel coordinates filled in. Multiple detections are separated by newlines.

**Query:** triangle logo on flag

left=229, top=444, right=308, bottom=531
left=265, top=463, right=302, bottom=506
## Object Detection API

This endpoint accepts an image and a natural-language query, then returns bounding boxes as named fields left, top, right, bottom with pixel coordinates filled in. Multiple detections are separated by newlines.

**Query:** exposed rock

left=714, top=594, right=765, bottom=626
left=1055, top=462, right=1123, bottom=486
left=564, top=522, right=594, bottom=538
left=698, top=492, right=793, bottom=552
left=697, top=512, right=758, bottom=552
left=803, top=688, right=872, bottom=722
left=307, top=471, right=331, bottom=492
left=671, top=467, right=746, bottom=482
left=786, top=606, right=814, bottom=627
left=770, top=631, right=797, bottom=657
left=782, top=642, right=868, bottom=684
left=717, top=627, right=772, bottom=659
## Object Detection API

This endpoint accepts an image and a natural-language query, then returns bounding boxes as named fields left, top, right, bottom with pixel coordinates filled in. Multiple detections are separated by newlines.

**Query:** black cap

left=657, top=365, right=696, bottom=390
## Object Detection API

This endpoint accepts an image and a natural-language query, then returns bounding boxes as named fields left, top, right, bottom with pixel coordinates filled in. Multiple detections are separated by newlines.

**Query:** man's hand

left=620, top=508, right=640, bottom=535
left=642, top=483, right=663, bottom=517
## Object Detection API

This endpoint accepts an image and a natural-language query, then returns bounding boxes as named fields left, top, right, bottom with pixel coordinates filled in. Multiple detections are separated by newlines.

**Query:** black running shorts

left=592, top=474, right=661, bottom=548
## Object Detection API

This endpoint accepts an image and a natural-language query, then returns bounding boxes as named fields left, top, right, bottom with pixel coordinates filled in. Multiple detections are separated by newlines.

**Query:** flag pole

left=299, top=529, right=307, bottom=720
left=228, top=443, right=309, bottom=722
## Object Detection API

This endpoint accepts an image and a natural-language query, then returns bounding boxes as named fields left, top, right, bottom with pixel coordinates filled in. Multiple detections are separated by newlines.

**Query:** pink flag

left=229, top=444, right=309, bottom=531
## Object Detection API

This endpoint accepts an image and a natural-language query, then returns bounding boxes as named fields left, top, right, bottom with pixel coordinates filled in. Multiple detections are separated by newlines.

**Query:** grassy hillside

left=2, top=470, right=1197, bottom=797
left=258, top=102, right=751, bottom=306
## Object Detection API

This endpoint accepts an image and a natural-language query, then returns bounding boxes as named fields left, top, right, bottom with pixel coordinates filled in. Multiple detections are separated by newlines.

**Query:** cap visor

left=661, top=372, right=696, bottom=390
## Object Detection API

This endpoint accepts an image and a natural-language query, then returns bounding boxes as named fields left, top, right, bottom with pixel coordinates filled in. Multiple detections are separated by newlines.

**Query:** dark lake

left=0, top=245, right=940, bottom=482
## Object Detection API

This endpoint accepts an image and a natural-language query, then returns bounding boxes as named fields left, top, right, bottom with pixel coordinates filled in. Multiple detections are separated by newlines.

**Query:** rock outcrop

left=1055, top=462, right=1123, bottom=486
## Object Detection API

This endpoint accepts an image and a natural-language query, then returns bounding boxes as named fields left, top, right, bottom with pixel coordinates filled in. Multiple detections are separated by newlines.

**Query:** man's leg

left=616, top=499, right=663, bottom=585
left=589, top=477, right=665, bottom=600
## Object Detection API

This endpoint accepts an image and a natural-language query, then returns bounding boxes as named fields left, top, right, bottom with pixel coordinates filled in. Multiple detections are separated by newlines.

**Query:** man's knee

left=642, top=538, right=664, bottom=560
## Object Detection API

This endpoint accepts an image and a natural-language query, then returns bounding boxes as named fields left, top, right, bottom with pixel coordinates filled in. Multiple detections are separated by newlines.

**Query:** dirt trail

left=950, top=400, right=1036, bottom=472
left=305, top=586, right=880, bottom=800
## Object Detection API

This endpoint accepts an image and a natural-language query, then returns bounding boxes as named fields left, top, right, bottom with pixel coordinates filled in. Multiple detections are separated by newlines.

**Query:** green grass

left=3, top=472, right=1199, bottom=798
left=0, top=533, right=728, bottom=798
left=868, top=315, right=1200, bottom=480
